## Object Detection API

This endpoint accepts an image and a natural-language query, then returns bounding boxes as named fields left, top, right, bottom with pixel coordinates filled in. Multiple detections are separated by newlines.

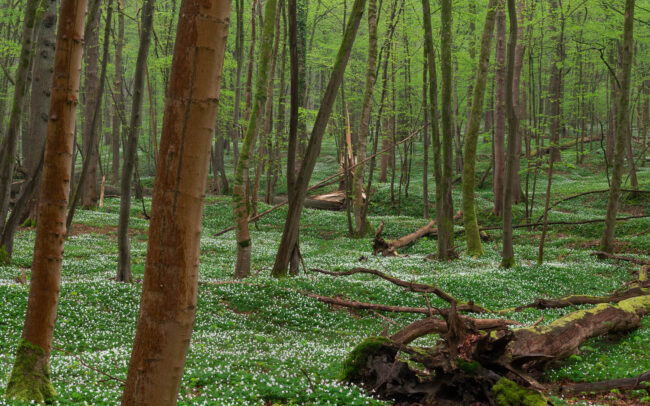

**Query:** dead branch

left=511, top=284, right=649, bottom=312
left=310, top=267, right=488, bottom=313
left=373, top=211, right=462, bottom=256
left=558, top=370, right=650, bottom=396
left=477, top=214, right=650, bottom=232
left=301, top=290, right=437, bottom=315
left=53, top=346, right=125, bottom=385
left=591, top=250, right=650, bottom=265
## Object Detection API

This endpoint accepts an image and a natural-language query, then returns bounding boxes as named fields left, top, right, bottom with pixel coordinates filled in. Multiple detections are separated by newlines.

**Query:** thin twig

left=53, top=346, right=125, bottom=385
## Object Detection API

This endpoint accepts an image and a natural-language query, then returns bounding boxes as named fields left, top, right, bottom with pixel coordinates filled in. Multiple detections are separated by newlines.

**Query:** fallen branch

left=310, top=267, right=488, bottom=312
left=477, top=214, right=650, bottom=232
left=511, top=284, right=649, bottom=312
left=389, top=316, right=513, bottom=345
left=526, top=136, right=602, bottom=158
left=558, top=371, right=650, bottom=396
left=591, top=250, right=650, bottom=266
left=372, top=211, right=462, bottom=256
left=53, top=346, right=125, bottom=385
left=535, top=188, right=650, bottom=223
left=302, top=290, right=437, bottom=315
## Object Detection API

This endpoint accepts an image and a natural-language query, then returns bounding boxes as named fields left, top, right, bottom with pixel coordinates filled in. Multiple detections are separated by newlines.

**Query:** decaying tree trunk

left=373, top=212, right=462, bottom=256
left=337, top=269, right=650, bottom=405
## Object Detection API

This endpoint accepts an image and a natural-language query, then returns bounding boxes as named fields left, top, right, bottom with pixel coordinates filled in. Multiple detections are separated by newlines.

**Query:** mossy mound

left=339, top=336, right=390, bottom=381
left=492, top=377, right=547, bottom=406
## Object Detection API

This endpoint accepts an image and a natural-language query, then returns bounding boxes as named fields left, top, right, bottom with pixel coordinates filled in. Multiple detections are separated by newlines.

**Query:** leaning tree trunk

left=501, top=0, right=520, bottom=269
left=271, top=0, right=367, bottom=277
left=5, top=0, right=88, bottom=400
left=352, top=0, right=377, bottom=238
left=600, top=0, right=635, bottom=253
left=116, top=0, right=155, bottom=283
left=233, top=0, right=278, bottom=279
left=492, top=1, right=506, bottom=217
left=462, top=0, right=498, bottom=258
left=120, top=0, right=230, bottom=403
left=0, top=0, right=43, bottom=243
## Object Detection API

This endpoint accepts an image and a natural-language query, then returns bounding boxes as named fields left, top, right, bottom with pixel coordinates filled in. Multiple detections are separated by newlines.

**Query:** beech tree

left=121, top=0, right=231, bottom=403
left=5, top=0, right=88, bottom=399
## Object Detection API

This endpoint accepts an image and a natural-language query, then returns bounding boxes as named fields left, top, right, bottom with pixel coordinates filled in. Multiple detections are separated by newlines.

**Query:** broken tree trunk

left=343, top=295, right=650, bottom=404
left=373, top=211, right=462, bottom=256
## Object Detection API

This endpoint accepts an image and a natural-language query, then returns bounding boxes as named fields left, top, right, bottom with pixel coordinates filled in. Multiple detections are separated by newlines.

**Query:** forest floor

left=0, top=140, right=649, bottom=405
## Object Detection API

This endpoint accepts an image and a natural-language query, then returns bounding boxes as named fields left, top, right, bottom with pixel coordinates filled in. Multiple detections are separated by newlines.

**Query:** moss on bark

left=339, top=336, right=390, bottom=381
left=492, top=377, right=547, bottom=406
left=6, top=339, right=57, bottom=402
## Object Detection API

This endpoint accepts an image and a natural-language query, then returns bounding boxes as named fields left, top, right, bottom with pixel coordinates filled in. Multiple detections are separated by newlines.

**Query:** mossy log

left=342, top=295, right=650, bottom=404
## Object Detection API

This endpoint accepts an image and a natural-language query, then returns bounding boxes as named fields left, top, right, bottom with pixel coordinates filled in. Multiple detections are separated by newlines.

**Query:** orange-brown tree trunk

left=5, top=0, right=88, bottom=401
left=120, top=0, right=231, bottom=403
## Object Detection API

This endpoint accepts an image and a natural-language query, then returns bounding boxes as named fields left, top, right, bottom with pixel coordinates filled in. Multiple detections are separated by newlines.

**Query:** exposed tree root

left=372, top=211, right=462, bottom=256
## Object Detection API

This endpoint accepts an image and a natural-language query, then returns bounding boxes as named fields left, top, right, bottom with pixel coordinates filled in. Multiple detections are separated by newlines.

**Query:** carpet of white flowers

left=0, top=143, right=649, bottom=405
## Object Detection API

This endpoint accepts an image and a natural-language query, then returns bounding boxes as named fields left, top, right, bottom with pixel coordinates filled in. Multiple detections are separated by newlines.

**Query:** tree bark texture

left=121, top=0, right=231, bottom=403
left=233, top=0, right=277, bottom=279
left=116, top=0, right=155, bottom=283
left=492, top=1, right=506, bottom=216
left=461, top=0, right=498, bottom=258
left=111, top=0, right=125, bottom=184
left=600, top=0, right=635, bottom=253
left=5, top=0, right=87, bottom=400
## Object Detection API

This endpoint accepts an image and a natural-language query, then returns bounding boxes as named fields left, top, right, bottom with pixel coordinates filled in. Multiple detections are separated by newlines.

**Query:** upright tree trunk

left=438, top=0, right=455, bottom=259
left=421, top=0, right=443, bottom=259
left=242, top=0, right=257, bottom=122
left=0, top=0, right=43, bottom=242
left=600, top=0, right=634, bottom=253
left=422, top=59, right=429, bottom=219
left=352, top=0, right=377, bottom=237
left=271, top=0, right=366, bottom=277
left=24, top=0, right=58, bottom=225
left=233, top=0, right=278, bottom=279
left=80, top=0, right=102, bottom=208
left=501, top=0, right=520, bottom=268
left=116, top=0, right=154, bottom=283
left=121, top=0, right=230, bottom=403
left=462, top=0, right=498, bottom=258
left=511, top=0, right=526, bottom=203
left=5, top=0, right=87, bottom=399
left=547, top=0, right=564, bottom=163
left=493, top=1, right=506, bottom=216
left=111, top=0, right=125, bottom=184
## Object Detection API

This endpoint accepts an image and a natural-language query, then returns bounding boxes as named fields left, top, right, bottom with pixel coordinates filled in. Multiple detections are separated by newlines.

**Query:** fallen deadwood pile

left=372, top=211, right=463, bottom=256
left=306, top=265, right=650, bottom=405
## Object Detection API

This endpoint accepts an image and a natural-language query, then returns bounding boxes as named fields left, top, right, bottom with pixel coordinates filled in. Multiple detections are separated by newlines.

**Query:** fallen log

left=511, top=284, right=649, bottom=312
left=343, top=295, right=650, bottom=405
left=590, top=250, right=650, bottom=266
left=270, top=193, right=344, bottom=211
left=372, top=211, right=462, bottom=256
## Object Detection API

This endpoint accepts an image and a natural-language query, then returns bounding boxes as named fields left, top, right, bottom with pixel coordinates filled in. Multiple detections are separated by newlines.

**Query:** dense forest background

left=0, top=0, right=649, bottom=404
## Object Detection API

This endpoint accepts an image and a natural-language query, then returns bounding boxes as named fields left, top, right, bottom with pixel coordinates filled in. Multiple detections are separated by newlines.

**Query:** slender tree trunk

left=547, top=0, right=564, bottom=163
left=121, top=1, right=230, bottom=403
left=243, top=0, right=257, bottom=122
left=231, top=0, right=244, bottom=167
left=511, top=0, right=526, bottom=203
left=421, top=0, right=443, bottom=259
left=501, top=0, right=520, bottom=268
left=600, top=0, right=634, bottom=253
left=80, top=0, right=102, bottom=208
left=116, top=0, right=154, bottom=283
left=352, top=0, right=377, bottom=237
left=233, top=0, right=278, bottom=279
left=422, top=59, right=429, bottom=219
left=462, top=0, right=498, bottom=257
left=0, top=0, right=43, bottom=241
left=111, top=0, right=125, bottom=184
left=271, top=0, right=367, bottom=277
left=438, top=0, right=455, bottom=259
left=5, top=0, right=87, bottom=399
left=66, top=0, right=111, bottom=230
left=493, top=1, right=506, bottom=216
